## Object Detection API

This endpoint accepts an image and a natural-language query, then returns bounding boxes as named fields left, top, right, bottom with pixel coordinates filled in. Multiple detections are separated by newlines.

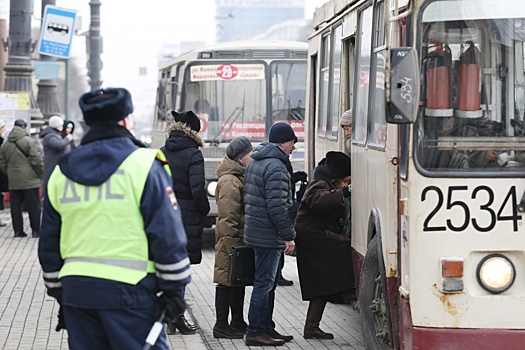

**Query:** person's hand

left=486, top=150, right=499, bottom=161
left=284, top=240, right=295, bottom=255
left=156, top=292, right=186, bottom=323
left=55, top=305, right=66, bottom=332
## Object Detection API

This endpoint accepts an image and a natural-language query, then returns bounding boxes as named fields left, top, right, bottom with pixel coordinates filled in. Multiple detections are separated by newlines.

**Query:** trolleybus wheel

left=359, top=235, right=394, bottom=350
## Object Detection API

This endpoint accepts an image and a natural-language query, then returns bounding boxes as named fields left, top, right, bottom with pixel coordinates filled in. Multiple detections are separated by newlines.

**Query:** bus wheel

left=359, top=235, right=394, bottom=350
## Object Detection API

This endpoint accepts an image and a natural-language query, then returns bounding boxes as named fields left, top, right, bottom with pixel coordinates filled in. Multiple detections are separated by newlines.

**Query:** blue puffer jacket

left=244, top=141, right=296, bottom=248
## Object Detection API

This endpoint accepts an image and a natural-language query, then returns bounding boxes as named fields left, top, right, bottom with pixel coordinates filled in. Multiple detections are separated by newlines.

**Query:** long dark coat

left=294, top=168, right=354, bottom=301
left=213, top=155, right=245, bottom=286
left=162, top=122, right=210, bottom=264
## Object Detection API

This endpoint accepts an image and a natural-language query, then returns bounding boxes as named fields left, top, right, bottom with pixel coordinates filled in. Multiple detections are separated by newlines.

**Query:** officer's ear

left=119, top=116, right=131, bottom=130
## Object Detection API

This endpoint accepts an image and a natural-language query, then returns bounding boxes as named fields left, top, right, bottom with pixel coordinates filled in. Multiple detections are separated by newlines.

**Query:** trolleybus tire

left=359, top=235, right=394, bottom=350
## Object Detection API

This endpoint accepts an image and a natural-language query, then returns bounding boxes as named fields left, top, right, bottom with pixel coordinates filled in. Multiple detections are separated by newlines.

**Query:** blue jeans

left=246, top=247, right=282, bottom=337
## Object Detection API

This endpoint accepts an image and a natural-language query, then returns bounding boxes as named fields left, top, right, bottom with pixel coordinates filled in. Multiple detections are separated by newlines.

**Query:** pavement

left=0, top=213, right=366, bottom=350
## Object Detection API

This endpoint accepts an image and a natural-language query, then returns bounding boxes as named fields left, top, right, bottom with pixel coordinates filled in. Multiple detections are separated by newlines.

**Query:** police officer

left=38, top=87, right=190, bottom=350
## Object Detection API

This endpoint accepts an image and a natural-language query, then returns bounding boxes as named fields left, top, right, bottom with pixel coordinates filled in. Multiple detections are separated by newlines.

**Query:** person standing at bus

left=243, top=122, right=297, bottom=347
left=38, top=87, right=191, bottom=349
left=213, top=136, right=253, bottom=339
left=294, top=151, right=354, bottom=340
left=340, top=109, right=352, bottom=152
left=162, top=110, right=210, bottom=335
left=0, top=120, right=8, bottom=227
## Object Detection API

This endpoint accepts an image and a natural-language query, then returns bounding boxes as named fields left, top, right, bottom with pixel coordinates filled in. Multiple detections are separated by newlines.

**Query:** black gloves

left=55, top=305, right=66, bottom=332
left=292, top=171, right=308, bottom=184
left=156, top=292, right=186, bottom=323
left=342, top=185, right=352, bottom=198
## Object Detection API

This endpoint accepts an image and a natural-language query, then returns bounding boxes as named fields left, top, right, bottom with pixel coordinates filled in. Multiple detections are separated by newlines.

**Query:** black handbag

left=228, top=245, right=255, bottom=286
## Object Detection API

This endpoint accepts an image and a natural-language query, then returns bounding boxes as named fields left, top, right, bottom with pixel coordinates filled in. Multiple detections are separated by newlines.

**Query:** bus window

left=330, top=25, right=343, bottom=139
left=354, top=6, right=373, bottom=144
left=318, top=33, right=331, bottom=139
left=416, top=3, right=525, bottom=174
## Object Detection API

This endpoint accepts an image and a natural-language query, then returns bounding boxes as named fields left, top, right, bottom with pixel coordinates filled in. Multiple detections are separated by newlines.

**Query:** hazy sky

left=33, top=0, right=328, bottom=86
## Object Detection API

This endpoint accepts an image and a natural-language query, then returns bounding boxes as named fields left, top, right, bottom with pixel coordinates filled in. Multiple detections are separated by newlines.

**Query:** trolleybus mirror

left=387, top=47, right=420, bottom=124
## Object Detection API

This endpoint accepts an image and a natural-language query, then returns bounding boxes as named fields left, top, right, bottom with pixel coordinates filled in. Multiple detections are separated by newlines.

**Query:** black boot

left=213, top=286, right=243, bottom=339
left=171, top=315, right=197, bottom=335
left=303, top=298, right=333, bottom=339
left=229, top=286, right=247, bottom=333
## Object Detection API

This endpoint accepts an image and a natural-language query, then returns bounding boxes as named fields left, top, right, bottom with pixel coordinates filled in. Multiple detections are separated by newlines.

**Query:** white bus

left=153, top=40, right=308, bottom=224
left=306, top=0, right=525, bottom=349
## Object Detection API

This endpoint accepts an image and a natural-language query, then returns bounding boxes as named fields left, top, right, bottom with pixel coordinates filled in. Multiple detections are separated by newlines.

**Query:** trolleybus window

left=416, top=1, right=525, bottom=174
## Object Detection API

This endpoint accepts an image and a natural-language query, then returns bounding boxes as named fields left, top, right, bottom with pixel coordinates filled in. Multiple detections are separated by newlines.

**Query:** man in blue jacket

left=243, top=122, right=297, bottom=346
left=38, top=87, right=190, bottom=350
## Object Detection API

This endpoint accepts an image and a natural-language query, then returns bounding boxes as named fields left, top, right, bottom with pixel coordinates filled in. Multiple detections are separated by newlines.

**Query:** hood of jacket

left=216, top=155, right=245, bottom=179
left=7, top=126, right=29, bottom=143
left=58, top=125, right=141, bottom=187
left=251, top=141, right=287, bottom=164
left=39, top=126, right=60, bottom=139
left=164, top=121, right=204, bottom=151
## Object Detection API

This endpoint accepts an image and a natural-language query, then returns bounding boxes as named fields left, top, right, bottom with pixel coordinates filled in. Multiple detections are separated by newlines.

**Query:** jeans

left=246, top=247, right=282, bottom=337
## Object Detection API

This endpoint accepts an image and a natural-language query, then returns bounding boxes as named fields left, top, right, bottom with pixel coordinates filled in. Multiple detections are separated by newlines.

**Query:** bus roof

left=159, top=40, right=308, bottom=70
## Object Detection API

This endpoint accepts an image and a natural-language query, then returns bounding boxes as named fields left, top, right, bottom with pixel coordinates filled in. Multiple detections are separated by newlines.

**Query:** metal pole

left=37, top=0, right=62, bottom=121
left=4, top=0, right=43, bottom=127
left=88, top=0, right=102, bottom=90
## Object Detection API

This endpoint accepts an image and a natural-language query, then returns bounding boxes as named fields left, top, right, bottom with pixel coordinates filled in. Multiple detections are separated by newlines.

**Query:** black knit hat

left=269, top=122, right=296, bottom=143
left=172, top=110, right=201, bottom=132
left=226, top=136, right=252, bottom=161
left=14, top=119, right=27, bottom=128
left=79, top=87, right=133, bottom=126
left=325, top=151, right=351, bottom=179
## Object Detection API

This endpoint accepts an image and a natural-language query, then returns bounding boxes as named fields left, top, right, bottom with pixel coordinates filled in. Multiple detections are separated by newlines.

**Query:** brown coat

left=294, top=177, right=354, bottom=300
left=213, top=155, right=246, bottom=286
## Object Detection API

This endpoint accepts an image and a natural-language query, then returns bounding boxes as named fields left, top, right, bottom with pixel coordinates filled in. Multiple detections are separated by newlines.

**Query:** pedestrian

left=61, top=120, right=77, bottom=149
left=340, top=109, right=352, bottom=152
left=243, top=121, right=297, bottom=347
left=162, top=110, right=210, bottom=335
left=38, top=87, right=191, bottom=350
left=294, top=151, right=354, bottom=340
left=0, top=120, right=8, bottom=227
left=213, top=136, right=253, bottom=339
left=40, top=115, right=73, bottom=191
left=0, top=119, right=43, bottom=238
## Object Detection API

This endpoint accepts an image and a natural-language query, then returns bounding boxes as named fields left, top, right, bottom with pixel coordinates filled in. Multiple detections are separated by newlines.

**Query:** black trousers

left=10, top=188, right=41, bottom=234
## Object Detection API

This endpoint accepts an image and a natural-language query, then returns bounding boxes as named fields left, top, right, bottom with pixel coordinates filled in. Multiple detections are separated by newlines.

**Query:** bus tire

left=359, top=235, right=394, bottom=350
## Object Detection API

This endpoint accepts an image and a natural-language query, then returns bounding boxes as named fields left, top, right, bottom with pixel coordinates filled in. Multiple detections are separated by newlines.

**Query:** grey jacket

left=0, top=126, right=43, bottom=190
left=244, top=141, right=296, bottom=248
left=40, top=126, right=71, bottom=187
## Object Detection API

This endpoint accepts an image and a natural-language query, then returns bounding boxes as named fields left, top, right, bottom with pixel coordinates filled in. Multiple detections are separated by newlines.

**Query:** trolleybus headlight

left=207, top=181, right=217, bottom=197
left=476, top=254, right=515, bottom=294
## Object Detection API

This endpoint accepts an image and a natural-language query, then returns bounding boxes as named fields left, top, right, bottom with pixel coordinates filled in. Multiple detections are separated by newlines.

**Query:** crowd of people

left=2, top=85, right=358, bottom=349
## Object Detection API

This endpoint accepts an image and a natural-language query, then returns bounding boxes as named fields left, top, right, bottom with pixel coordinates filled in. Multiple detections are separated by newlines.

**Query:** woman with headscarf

left=294, top=151, right=354, bottom=340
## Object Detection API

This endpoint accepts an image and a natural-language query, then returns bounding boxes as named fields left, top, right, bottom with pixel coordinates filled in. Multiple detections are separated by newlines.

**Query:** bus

left=153, top=40, right=307, bottom=225
left=306, top=0, right=525, bottom=349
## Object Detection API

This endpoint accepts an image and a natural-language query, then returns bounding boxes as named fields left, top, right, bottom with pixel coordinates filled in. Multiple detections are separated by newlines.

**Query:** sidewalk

left=0, top=214, right=365, bottom=349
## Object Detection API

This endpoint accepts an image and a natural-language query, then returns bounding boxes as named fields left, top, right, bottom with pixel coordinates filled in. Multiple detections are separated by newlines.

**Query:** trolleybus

left=153, top=40, right=307, bottom=224
left=306, top=0, right=525, bottom=348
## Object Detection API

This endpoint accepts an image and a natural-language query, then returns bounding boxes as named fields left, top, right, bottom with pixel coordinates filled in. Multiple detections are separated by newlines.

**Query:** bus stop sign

left=38, top=5, right=77, bottom=59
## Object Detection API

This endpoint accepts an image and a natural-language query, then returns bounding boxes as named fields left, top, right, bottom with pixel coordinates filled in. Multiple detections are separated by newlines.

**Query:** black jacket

left=162, top=122, right=210, bottom=264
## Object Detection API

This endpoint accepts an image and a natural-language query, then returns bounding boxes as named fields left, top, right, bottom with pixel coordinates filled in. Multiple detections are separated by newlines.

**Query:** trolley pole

left=36, top=0, right=62, bottom=121
left=3, top=0, right=44, bottom=127
left=87, top=0, right=102, bottom=90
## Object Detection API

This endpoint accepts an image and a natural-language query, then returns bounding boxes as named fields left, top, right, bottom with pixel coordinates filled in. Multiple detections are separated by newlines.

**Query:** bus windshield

left=183, top=61, right=306, bottom=143
left=416, top=1, right=525, bottom=174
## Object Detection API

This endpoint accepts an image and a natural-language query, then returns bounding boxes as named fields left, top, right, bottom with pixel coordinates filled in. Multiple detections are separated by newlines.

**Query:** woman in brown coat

left=213, top=136, right=253, bottom=339
left=295, top=151, right=353, bottom=340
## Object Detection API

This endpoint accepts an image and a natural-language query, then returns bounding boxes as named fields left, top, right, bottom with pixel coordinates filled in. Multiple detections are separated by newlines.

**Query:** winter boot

left=213, top=286, right=243, bottom=339
left=303, top=298, right=334, bottom=339
left=229, top=286, right=248, bottom=333
left=168, top=315, right=197, bottom=335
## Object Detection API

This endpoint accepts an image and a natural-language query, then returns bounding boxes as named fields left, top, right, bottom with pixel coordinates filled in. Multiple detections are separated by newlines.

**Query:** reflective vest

left=47, top=148, right=168, bottom=285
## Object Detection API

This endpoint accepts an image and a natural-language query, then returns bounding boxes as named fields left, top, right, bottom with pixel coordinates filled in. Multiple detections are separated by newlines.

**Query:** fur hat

left=325, top=151, right=351, bottom=179
left=48, top=115, right=64, bottom=129
left=226, top=136, right=252, bottom=161
left=79, top=87, right=133, bottom=126
left=340, top=109, right=353, bottom=127
left=269, top=122, right=296, bottom=143
left=14, top=119, right=27, bottom=128
left=172, top=110, right=201, bottom=132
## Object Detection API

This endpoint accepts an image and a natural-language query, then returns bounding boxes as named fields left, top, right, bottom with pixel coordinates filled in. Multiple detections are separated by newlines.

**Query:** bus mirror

left=387, top=47, right=420, bottom=124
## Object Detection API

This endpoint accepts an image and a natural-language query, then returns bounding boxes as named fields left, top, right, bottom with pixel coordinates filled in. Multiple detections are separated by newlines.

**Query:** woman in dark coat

left=294, top=151, right=353, bottom=340
left=162, top=110, right=210, bottom=335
